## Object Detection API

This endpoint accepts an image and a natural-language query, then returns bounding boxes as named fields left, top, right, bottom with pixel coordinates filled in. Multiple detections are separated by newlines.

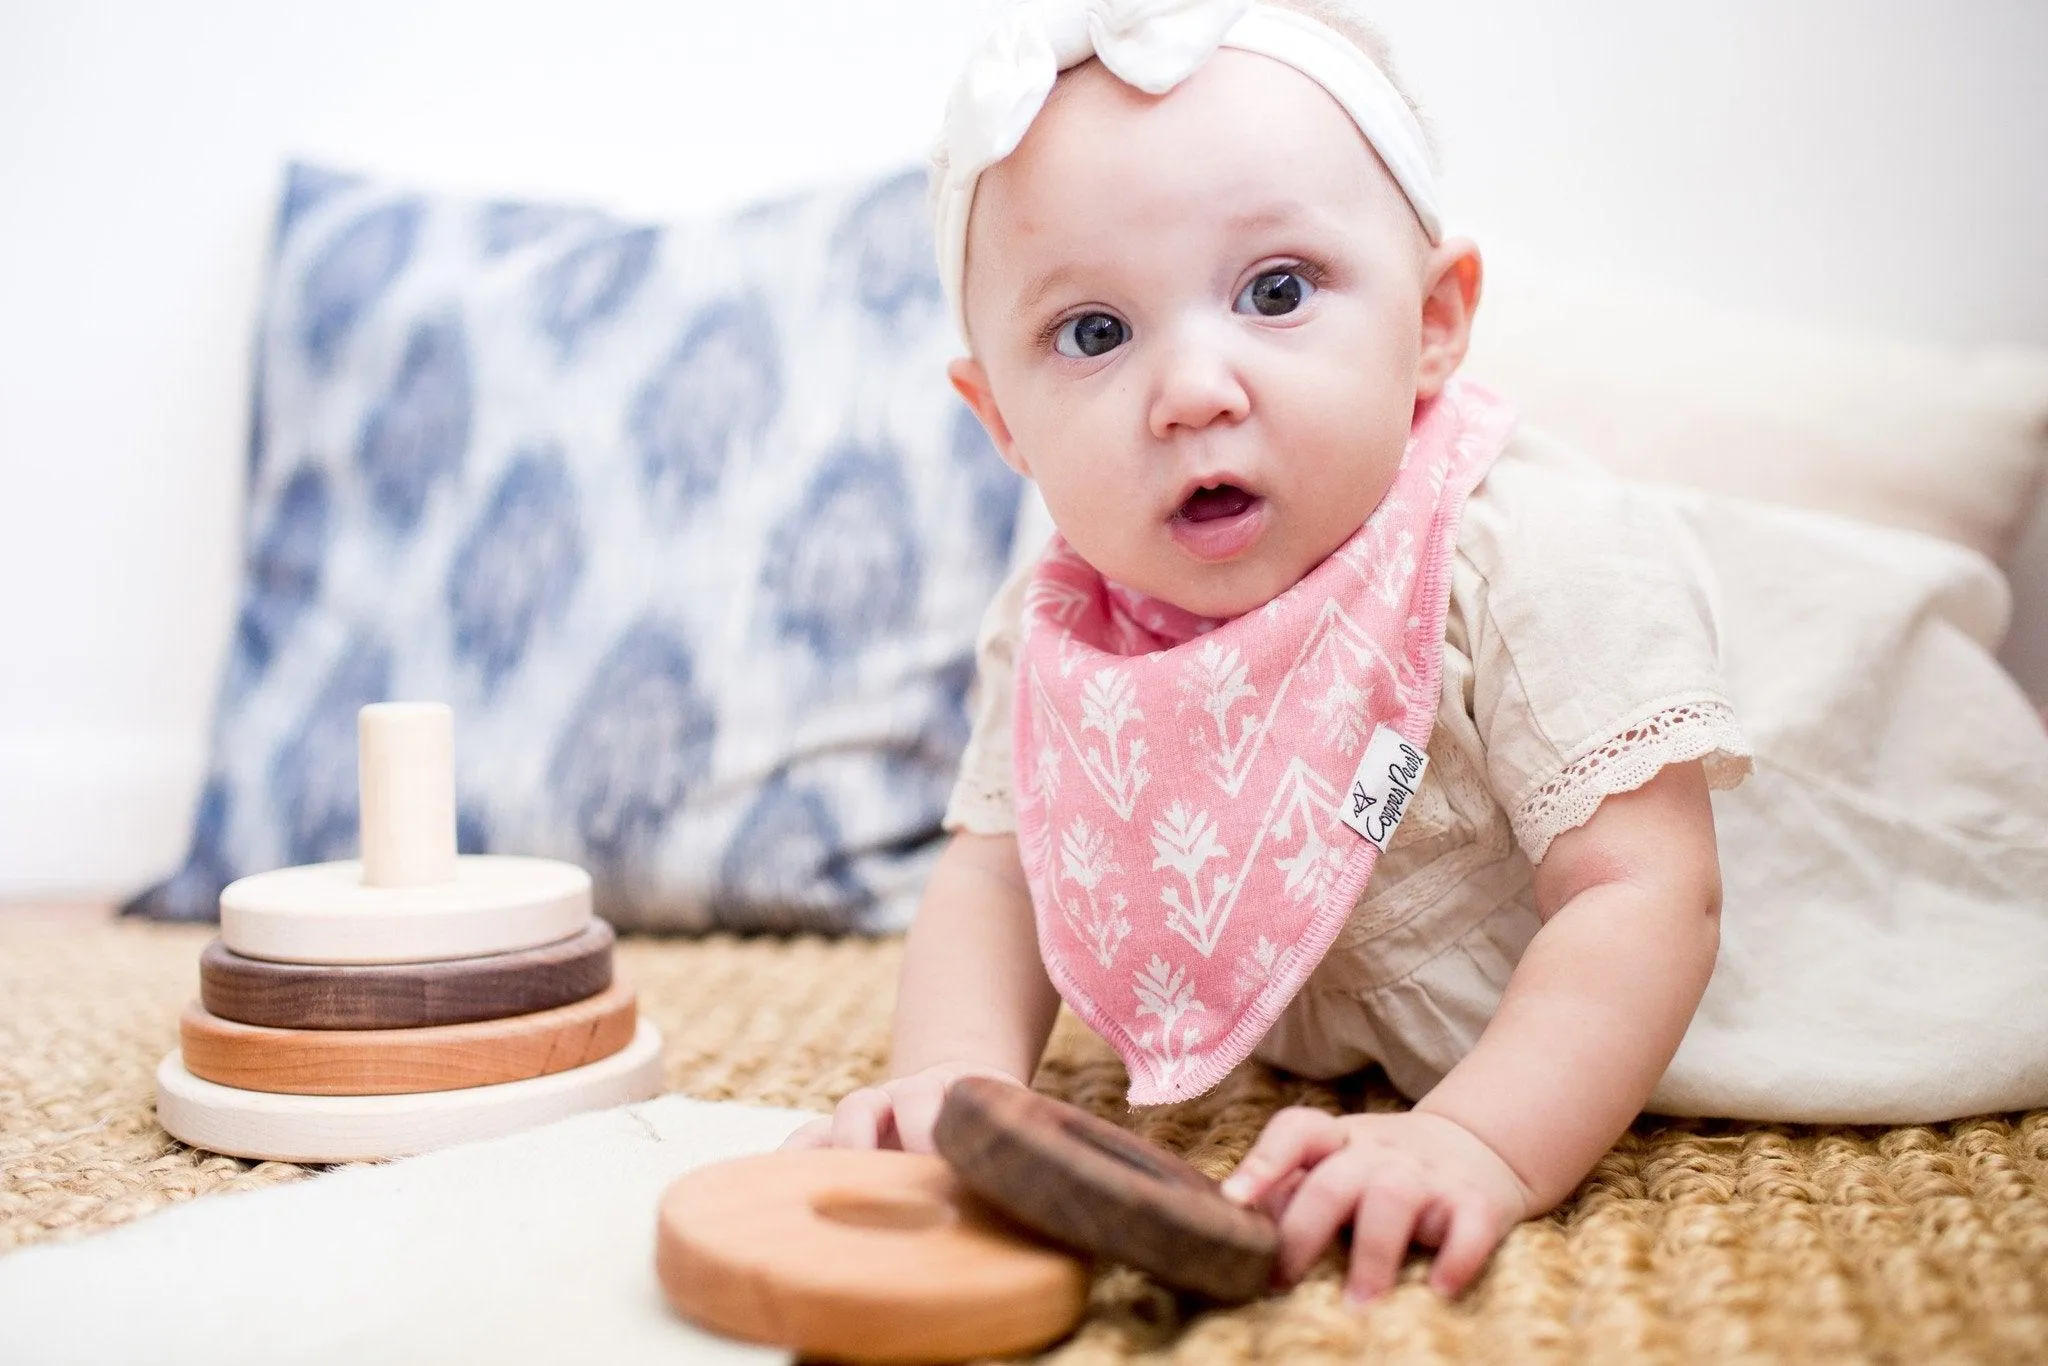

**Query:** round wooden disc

left=199, top=920, right=616, bottom=1030
left=219, top=854, right=591, bottom=965
left=934, top=1076, right=1277, bottom=1301
left=179, top=980, right=639, bottom=1096
left=657, top=1149, right=1088, bottom=1364
left=155, top=1020, right=665, bottom=1162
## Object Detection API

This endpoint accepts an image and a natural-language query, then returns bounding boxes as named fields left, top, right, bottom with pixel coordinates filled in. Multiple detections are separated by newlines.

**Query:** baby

left=788, top=0, right=2048, bottom=1306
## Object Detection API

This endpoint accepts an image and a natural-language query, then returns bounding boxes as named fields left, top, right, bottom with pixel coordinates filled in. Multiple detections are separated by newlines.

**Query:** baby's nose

left=1146, top=326, right=1250, bottom=439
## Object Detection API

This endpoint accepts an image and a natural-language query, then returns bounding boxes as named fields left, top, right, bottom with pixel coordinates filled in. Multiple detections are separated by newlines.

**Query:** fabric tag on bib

left=1340, top=726, right=1431, bottom=850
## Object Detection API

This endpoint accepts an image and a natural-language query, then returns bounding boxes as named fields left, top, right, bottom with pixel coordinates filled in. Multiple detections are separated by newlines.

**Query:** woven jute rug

left=4, top=916, right=2044, bottom=1364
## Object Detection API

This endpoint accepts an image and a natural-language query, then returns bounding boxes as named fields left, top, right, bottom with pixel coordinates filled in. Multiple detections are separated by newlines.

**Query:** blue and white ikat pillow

left=126, top=162, right=1022, bottom=933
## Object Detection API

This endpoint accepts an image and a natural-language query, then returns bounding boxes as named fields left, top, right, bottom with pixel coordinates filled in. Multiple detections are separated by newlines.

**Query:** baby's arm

left=1224, top=759, right=1722, bottom=1302
left=782, top=831, right=1061, bottom=1153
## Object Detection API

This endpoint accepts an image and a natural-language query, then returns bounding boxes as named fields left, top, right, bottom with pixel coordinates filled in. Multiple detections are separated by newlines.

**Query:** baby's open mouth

left=1168, top=480, right=1266, bottom=562
left=1175, top=483, right=1257, bottom=524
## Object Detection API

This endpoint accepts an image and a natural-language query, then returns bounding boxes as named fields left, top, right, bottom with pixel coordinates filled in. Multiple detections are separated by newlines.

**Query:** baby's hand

left=1220, top=1108, right=1537, bottom=1304
left=779, top=1063, right=1025, bottom=1155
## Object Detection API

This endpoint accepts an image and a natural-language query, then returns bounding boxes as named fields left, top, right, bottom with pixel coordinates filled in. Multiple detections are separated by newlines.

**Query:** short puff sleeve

left=1457, top=438, right=1754, bottom=862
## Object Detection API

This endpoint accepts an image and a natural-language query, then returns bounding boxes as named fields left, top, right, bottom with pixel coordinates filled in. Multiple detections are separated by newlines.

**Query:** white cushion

left=1465, top=242, right=2048, bottom=567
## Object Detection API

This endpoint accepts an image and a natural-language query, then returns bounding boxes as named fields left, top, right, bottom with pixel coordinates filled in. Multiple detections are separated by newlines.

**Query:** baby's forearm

left=890, top=832, right=1062, bottom=1085
left=1417, top=877, right=1718, bottom=1211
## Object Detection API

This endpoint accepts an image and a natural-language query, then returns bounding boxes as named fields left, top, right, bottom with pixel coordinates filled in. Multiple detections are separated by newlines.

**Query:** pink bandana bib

left=1012, top=379, right=1516, bottom=1103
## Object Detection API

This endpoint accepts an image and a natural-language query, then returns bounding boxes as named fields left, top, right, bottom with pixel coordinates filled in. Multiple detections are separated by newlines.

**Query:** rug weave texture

left=3, top=919, right=2045, bottom=1364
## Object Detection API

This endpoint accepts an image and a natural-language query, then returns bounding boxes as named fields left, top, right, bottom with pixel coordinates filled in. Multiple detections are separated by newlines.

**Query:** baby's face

left=951, top=49, right=1475, bottom=618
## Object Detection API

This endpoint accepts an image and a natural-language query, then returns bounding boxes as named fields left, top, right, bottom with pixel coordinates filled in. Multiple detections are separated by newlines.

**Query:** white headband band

left=931, top=0, right=1442, bottom=346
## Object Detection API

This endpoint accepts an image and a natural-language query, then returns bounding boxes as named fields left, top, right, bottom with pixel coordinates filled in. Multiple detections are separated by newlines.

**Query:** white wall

left=2, top=0, right=2044, bottom=896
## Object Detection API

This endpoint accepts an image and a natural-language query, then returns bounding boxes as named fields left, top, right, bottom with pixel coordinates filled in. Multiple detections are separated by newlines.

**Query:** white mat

left=0, top=1095, right=812, bottom=1365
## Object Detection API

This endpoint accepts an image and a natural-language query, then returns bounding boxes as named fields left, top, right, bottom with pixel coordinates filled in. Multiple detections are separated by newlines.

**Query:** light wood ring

left=199, top=920, right=615, bottom=1030
left=219, top=854, right=591, bottom=965
left=656, top=1149, right=1088, bottom=1363
left=934, top=1076, right=1277, bottom=1301
left=154, top=1020, right=665, bottom=1162
left=179, top=980, right=639, bottom=1096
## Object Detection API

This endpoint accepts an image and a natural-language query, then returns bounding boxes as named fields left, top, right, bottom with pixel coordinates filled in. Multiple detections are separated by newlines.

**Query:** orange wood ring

left=178, top=980, right=639, bottom=1096
left=656, top=1149, right=1088, bottom=1363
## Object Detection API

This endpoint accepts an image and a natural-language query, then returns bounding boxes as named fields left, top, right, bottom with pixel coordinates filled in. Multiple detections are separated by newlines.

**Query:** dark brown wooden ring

left=198, top=920, right=614, bottom=1030
left=933, top=1076, right=1277, bottom=1302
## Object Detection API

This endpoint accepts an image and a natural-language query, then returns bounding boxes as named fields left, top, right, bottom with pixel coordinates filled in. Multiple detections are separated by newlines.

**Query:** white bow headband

left=932, top=0, right=1442, bottom=346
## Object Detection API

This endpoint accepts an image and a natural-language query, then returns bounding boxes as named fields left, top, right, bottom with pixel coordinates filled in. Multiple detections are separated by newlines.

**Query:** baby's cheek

left=1035, top=481, right=1126, bottom=570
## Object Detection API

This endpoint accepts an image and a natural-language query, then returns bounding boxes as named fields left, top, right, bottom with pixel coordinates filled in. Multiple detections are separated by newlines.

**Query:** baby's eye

left=1235, top=270, right=1315, bottom=317
left=1054, top=312, right=1129, bottom=359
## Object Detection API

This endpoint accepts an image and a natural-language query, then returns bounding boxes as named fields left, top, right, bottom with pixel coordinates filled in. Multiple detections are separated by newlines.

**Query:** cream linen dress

left=945, top=425, right=2048, bottom=1125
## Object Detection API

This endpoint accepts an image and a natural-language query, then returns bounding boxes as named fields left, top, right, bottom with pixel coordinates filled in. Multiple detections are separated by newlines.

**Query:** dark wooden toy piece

left=198, top=920, right=614, bottom=1030
left=934, top=1076, right=1278, bottom=1302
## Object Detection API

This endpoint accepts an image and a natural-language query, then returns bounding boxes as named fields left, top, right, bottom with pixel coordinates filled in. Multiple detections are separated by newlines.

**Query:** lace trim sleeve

left=942, top=773, right=1019, bottom=836
left=1511, top=697, right=1753, bottom=862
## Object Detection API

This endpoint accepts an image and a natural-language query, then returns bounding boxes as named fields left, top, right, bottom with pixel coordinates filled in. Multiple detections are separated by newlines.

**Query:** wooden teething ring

left=934, top=1076, right=1278, bottom=1301
left=656, top=1148, right=1089, bottom=1363
left=199, top=920, right=615, bottom=1030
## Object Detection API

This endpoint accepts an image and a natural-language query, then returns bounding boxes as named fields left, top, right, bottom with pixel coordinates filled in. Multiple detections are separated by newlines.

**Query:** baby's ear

left=948, top=357, right=1031, bottom=478
left=1415, top=239, right=1483, bottom=401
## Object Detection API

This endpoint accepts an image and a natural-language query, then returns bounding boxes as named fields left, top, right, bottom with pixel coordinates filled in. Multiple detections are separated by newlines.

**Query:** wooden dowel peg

left=359, top=702, right=458, bottom=888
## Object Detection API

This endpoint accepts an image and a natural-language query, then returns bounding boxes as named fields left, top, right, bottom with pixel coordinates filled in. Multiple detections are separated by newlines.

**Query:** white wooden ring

left=219, top=855, right=591, bottom=965
left=154, top=1020, right=665, bottom=1163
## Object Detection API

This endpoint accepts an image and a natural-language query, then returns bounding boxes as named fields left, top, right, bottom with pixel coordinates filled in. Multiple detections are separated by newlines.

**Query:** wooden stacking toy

left=155, top=702, right=664, bottom=1163
left=654, top=1081, right=1280, bottom=1360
